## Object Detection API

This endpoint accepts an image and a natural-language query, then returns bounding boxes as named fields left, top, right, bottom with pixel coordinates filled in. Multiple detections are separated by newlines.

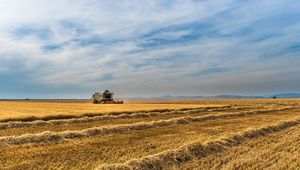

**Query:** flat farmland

left=0, top=101, right=218, bottom=122
left=0, top=99, right=300, bottom=170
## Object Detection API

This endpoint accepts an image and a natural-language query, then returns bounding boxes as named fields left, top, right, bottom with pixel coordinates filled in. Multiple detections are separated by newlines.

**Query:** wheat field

left=0, top=99, right=299, bottom=170
left=0, top=101, right=217, bottom=122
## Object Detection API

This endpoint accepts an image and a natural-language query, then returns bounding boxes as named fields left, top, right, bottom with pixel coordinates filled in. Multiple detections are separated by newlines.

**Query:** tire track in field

left=0, top=107, right=291, bottom=145
left=0, top=106, right=235, bottom=130
left=98, top=117, right=300, bottom=170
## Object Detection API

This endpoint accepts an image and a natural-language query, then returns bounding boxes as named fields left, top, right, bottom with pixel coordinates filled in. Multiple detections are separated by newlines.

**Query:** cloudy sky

left=0, top=0, right=300, bottom=98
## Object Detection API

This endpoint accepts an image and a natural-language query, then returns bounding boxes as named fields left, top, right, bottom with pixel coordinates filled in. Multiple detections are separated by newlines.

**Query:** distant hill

left=214, top=95, right=265, bottom=98
left=132, top=93, right=300, bottom=99
left=270, top=93, right=300, bottom=98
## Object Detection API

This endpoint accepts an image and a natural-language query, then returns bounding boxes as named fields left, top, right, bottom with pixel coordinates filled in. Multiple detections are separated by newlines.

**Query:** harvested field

left=0, top=99, right=300, bottom=170
left=0, top=101, right=219, bottom=122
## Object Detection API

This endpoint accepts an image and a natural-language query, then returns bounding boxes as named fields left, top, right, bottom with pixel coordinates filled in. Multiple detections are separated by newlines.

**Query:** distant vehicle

left=91, top=90, right=123, bottom=104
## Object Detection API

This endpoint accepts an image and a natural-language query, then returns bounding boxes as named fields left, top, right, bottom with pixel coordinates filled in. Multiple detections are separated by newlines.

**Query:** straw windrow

left=98, top=117, right=300, bottom=170
left=0, top=106, right=234, bottom=130
left=0, top=107, right=291, bottom=145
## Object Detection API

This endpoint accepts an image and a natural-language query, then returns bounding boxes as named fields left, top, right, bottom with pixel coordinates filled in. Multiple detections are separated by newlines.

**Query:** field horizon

left=1, top=91, right=300, bottom=100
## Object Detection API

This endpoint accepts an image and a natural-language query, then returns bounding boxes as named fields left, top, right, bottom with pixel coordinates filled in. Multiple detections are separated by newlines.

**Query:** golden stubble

left=0, top=98, right=299, bottom=170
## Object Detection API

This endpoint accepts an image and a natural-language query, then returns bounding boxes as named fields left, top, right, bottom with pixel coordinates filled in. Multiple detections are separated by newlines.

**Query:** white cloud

left=0, top=0, right=300, bottom=97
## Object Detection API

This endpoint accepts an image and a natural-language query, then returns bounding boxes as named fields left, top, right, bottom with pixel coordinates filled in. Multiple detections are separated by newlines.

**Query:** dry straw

left=0, top=107, right=291, bottom=145
left=0, top=107, right=210, bottom=123
left=0, top=106, right=232, bottom=130
left=98, top=117, right=300, bottom=170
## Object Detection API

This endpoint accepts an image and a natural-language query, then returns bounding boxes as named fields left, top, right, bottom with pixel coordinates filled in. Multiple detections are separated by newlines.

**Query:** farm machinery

left=92, top=90, right=123, bottom=104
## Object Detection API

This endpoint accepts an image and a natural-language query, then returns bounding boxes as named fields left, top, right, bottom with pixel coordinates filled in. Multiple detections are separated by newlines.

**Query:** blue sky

left=0, top=0, right=300, bottom=98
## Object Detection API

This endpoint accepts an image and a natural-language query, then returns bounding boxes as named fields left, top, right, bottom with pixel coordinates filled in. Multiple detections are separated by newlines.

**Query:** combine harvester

left=92, top=90, right=123, bottom=104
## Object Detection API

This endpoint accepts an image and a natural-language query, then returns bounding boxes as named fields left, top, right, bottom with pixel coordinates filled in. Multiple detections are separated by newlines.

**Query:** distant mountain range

left=128, top=93, right=300, bottom=99
left=270, top=93, right=300, bottom=98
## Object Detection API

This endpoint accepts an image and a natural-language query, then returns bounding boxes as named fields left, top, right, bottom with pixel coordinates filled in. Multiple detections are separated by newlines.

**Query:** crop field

left=0, top=101, right=216, bottom=122
left=0, top=99, right=300, bottom=170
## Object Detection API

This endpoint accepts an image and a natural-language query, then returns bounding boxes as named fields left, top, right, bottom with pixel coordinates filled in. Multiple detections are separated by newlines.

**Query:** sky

left=0, top=0, right=300, bottom=98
